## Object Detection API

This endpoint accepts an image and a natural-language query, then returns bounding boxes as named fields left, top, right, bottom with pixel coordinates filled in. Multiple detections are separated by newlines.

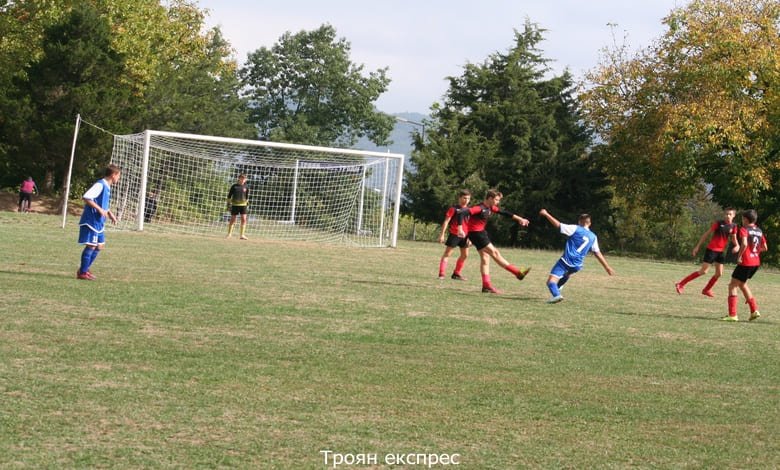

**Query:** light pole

left=394, top=116, right=425, bottom=142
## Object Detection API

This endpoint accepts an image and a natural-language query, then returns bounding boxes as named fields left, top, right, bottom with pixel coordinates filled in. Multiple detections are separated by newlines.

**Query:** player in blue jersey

left=539, top=208, right=614, bottom=303
left=76, top=164, right=121, bottom=280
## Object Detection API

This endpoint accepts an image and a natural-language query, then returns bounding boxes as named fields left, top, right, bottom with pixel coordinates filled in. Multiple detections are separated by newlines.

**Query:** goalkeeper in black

left=226, top=174, right=250, bottom=239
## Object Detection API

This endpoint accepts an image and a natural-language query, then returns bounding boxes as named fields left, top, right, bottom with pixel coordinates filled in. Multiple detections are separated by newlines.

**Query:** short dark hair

left=458, top=189, right=471, bottom=197
left=743, top=209, right=758, bottom=224
left=104, top=164, right=121, bottom=177
left=578, top=213, right=591, bottom=225
left=486, top=188, right=503, bottom=199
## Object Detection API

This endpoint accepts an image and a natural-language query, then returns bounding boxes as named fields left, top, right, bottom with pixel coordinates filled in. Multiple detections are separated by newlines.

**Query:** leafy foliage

left=406, top=22, right=610, bottom=247
left=0, top=0, right=253, bottom=193
left=581, top=0, right=780, bottom=262
left=240, top=24, right=395, bottom=147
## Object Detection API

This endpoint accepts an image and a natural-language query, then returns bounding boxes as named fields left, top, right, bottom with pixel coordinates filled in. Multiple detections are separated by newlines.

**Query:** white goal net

left=107, top=130, right=404, bottom=247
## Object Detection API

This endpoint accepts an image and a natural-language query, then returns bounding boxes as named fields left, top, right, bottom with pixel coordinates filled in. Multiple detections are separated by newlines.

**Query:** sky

left=197, top=0, right=688, bottom=114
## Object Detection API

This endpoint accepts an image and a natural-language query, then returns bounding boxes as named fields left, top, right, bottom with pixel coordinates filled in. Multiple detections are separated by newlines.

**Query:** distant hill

left=354, top=112, right=427, bottom=160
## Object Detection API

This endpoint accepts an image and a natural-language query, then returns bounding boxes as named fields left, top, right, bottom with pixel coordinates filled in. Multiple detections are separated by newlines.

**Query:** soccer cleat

left=675, top=283, right=684, bottom=294
left=720, top=315, right=739, bottom=322
left=701, top=290, right=715, bottom=298
left=481, top=286, right=502, bottom=294
left=547, top=295, right=564, bottom=304
left=240, top=235, right=248, bottom=240
left=84, top=271, right=96, bottom=280
left=438, top=275, right=445, bottom=280
left=451, top=273, right=466, bottom=281
left=749, top=311, right=761, bottom=322
left=76, top=270, right=93, bottom=281
left=516, top=267, right=531, bottom=281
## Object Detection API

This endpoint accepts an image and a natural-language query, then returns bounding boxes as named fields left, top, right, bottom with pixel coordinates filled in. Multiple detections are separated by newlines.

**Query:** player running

left=539, top=209, right=615, bottom=303
left=456, top=189, right=530, bottom=294
left=723, top=209, right=767, bottom=322
left=675, top=207, right=739, bottom=297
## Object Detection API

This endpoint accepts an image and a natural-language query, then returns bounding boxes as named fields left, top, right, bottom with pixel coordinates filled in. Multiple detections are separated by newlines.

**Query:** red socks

left=679, top=271, right=702, bottom=287
left=727, top=295, right=738, bottom=317
left=702, top=276, right=718, bottom=293
left=454, top=258, right=465, bottom=276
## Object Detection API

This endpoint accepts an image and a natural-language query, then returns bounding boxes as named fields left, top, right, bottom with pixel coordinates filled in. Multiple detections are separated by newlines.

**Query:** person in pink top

left=723, top=209, right=767, bottom=322
left=675, top=207, right=739, bottom=297
left=18, top=176, right=38, bottom=212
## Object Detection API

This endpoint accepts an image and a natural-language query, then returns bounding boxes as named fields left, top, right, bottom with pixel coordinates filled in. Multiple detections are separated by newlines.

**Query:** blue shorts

left=550, top=259, right=581, bottom=279
left=79, top=225, right=105, bottom=246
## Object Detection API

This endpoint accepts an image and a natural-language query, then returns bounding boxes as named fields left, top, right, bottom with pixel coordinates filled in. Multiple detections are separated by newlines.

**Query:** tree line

left=1, top=0, right=777, bottom=263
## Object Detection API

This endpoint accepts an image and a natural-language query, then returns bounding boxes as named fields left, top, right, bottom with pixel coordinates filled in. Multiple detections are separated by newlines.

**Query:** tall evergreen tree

left=12, top=2, right=132, bottom=193
left=406, top=22, right=609, bottom=247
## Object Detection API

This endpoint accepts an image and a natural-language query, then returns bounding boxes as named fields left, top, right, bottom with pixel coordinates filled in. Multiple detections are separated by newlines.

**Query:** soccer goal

left=104, top=130, right=404, bottom=247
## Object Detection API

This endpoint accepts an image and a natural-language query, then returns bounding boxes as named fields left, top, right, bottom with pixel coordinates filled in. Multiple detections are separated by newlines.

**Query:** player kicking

left=675, top=207, right=738, bottom=297
left=438, top=189, right=471, bottom=280
left=539, top=209, right=614, bottom=303
left=456, top=189, right=530, bottom=294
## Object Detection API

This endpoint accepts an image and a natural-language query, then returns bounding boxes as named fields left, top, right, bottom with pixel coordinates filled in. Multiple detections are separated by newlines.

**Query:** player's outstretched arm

left=594, top=251, right=615, bottom=276
left=539, top=208, right=560, bottom=229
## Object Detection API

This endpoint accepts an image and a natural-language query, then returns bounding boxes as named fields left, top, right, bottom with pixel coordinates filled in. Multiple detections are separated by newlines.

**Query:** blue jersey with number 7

left=560, top=223, right=600, bottom=269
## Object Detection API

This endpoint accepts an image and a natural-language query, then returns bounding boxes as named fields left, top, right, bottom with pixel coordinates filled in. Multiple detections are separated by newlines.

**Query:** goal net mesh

left=109, top=131, right=404, bottom=247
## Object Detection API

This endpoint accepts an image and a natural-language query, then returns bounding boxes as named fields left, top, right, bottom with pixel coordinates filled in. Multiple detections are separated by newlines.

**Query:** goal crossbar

left=107, top=130, right=405, bottom=247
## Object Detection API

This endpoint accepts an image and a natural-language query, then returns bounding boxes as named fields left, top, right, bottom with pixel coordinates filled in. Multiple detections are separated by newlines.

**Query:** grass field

left=1, top=212, right=779, bottom=469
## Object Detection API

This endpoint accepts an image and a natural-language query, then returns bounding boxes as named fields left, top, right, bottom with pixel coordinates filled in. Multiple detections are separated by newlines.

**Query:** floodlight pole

left=394, top=116, right=425, bottom=142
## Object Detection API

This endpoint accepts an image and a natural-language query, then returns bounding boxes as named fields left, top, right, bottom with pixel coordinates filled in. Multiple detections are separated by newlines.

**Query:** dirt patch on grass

left=0, top=190, right=80, bottom=215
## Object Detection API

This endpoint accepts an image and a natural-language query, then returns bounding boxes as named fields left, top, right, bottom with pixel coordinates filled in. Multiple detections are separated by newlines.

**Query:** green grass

left=1, top=212, right=779, bottom=468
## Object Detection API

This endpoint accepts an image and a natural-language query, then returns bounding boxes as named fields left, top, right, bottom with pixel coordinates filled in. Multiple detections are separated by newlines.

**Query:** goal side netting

left=107, top=130, right=404, bottom=247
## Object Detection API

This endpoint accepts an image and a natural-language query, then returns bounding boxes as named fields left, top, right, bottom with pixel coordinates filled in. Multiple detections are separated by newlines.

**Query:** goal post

left=107, top=130, right=405, bottom=247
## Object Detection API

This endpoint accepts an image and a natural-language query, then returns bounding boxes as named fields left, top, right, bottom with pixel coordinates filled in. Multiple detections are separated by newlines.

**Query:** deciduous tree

left=240, top=24, right=394, bottom=147
left=581, top=0, right=780, bottom=262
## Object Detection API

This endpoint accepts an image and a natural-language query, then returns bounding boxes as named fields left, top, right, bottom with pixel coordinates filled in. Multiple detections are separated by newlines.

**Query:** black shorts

left=467, top=230, right=491, bottom=251
left=702, top=248, right=725, bottom=264
left=230, top=205, right=248, bottom=216
left=19, top=192, right=32, bottom=204
left=731, top=265, right=759, bottom=283
left=445, top=233, right=468, bottom=248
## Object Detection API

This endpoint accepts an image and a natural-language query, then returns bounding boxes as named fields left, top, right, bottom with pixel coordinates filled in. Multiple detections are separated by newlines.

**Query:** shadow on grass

left=349, top=277, right=539, bottom=301
left=611, top=309, right=772, bottom=324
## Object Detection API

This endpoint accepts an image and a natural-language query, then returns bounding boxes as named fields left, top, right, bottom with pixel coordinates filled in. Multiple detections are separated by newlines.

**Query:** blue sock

left=80, top=246, right=95, bottom=274
left=88, top=249, right=100, bottom=271
left=547, top=281, right=560, bottom=297
left=557, top=275, right=570, bottom=289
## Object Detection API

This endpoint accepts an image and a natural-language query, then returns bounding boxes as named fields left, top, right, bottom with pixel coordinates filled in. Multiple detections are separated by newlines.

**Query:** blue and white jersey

left=559, top=223, right=599, bottom=269
left=78, top=179, right=111, bottom=233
